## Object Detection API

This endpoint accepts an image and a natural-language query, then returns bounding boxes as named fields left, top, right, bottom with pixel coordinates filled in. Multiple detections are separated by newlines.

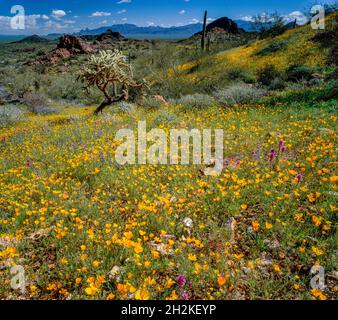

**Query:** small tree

left=252, top=12, right=286, bottom=38
left=79, top=50, right=143, bottom=114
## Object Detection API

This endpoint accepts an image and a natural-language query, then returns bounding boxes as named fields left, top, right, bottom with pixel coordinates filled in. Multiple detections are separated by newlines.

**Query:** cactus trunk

left=201, top=10, right=208, bottom=51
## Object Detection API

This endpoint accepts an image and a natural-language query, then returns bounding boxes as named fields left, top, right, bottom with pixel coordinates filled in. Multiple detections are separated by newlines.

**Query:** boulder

left=57, top=35, right=94, bottom=54
left=32, top=35, right=94, bottom=65
left=97, top=29, right=125, bottom=42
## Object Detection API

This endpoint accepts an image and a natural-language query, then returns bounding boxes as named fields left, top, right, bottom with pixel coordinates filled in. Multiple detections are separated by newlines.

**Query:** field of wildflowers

left=0, top=100, right=337, bottom=300
left=0, top=11, right=337, bottom=301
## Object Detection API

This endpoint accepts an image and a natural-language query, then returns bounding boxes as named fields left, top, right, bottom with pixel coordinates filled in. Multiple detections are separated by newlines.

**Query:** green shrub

left=224, top=68, right=252, bottom=82
left=116, top=101, right=136, bottom=114
left=268, top=77, right=286, bottom=91
left=22, top=92, right=56, bottom=114
left=256, top=64, right=279, bottom=86
left=140, top=97, right=164, bottom=110
left=153, top=110, right=179, bottom=126
left=7, top=70, right=40, bottom=98
left=256, top=41, right=288, bottom=56
left=177, top=94, right=215, bottom=109
left=285, top=64, right=315, bottom=82
left=214, top=83, right=266, bottom=107
left=45, top=75, right=84, bottom=101
left=0, top=105, right=23, bottom=127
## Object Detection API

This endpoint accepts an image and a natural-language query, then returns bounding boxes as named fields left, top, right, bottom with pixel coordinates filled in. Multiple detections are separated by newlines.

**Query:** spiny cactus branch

left=78, top=49, right=144, bottom=114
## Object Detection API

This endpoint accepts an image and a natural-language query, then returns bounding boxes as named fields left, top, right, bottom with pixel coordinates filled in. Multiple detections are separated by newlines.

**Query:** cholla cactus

left=79, top=50, right=143, bottom=114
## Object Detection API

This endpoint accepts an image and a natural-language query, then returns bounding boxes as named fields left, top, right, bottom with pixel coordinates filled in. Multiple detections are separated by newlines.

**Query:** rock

left=194, top=16, right=240, bottom=37
left=149, top=242, right=174, bottom=256
left=206, top=17, right=240, bottom=33
left=48, top=48, right=72, bottom=64
left=57, top=35, right=94, bottom=54
left=97, top=29, right=125, bottom=42
left=183, top=218, right=194, bottom=229
left=32, top=35, right=94, bottom=65
left=108, top=266, right=122, bottom=281
left=263, top=239, right=280, bottom=250
left=225, top=217, right=237, bottom=243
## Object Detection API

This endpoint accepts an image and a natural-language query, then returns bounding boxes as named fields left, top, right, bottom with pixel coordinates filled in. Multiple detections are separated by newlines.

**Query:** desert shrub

left=267, top=79, right=338, bottom=106
left=153, top=110, right=179, bottom=126
left=23, top=91, right=48, bottom=107
left=285, top=64, right=315, bottom=82
left=177, top=94, right=215, bottom=109
left=7, top=70, right=40, bottom=98
left=151, top=76, right=195, bottom=99
left=45, top=75, right=84, bottom=101
left=256, top=64, right=279, bottom=86
left=22, top=92, right=56, bottom=114
left=268, top=77, right=286, bottom=91
left=85, top=87, right=104, bottom=105
left=116, top=101, right=136, bottom=114
left=308, top=78, right=324, bottom=87
left=31, top=105, right=57, bottom=115
left=257, top=41, right=288, bottom=56
left=312, top=22, right=338, bottom=66
left=325, top=66, right=338, bottom=81
left=214, top=83, right=266, bottom=107
left=140, top=97, right=164, bottom=110
left=0, top=105, right=23, bottom=127
left=224, top=67, right=253, bottom=82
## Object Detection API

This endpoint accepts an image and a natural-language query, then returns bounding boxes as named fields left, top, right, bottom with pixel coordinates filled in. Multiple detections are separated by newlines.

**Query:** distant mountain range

left=0, top=19, right=276, bottom=43
left=73, top=19, right=258, bottom=39
left=75, top=23, right=205, bottom=39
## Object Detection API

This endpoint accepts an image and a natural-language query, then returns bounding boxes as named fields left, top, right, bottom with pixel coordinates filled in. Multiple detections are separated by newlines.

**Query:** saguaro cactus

left=201, top=10, right=208, bottom=51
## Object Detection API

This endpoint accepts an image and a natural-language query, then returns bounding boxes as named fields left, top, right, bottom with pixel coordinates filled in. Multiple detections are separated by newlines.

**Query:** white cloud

left=91, top=11, right=111, bottom=17
left=51, top=10, right=66, bottom=20
left=179, top=10, right=186, bottom=15
left=240, top=15, right=254, bottom=22
left=117, top=0, right=132, bottom=3
left=0, top=16, right=11, bottom=30
left=118, top=9, right=127, bottom=14
left=25, top=14, right=41, bottom=29
left=121, top=18, right=128, bottom=21
left=239, top=11, right=308, bottom=25
left=284, top=11, right=308, bottom=25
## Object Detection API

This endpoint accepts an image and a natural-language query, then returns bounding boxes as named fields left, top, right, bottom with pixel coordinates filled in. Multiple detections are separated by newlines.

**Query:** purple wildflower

left=279, top=140, right=286, bottom=153
left=181, top=291, right=189, bottom=300
left=269, top=149, right=277, bottom=162
left=176, top=275, right=186, bottom=287
left=296, top=173, right=303, bottom=182
left=26, top=156, right=32, bottom=168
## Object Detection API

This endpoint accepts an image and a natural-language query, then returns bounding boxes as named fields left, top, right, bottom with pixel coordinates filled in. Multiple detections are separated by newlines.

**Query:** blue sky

left=0, top=0, right=335, bottom=34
